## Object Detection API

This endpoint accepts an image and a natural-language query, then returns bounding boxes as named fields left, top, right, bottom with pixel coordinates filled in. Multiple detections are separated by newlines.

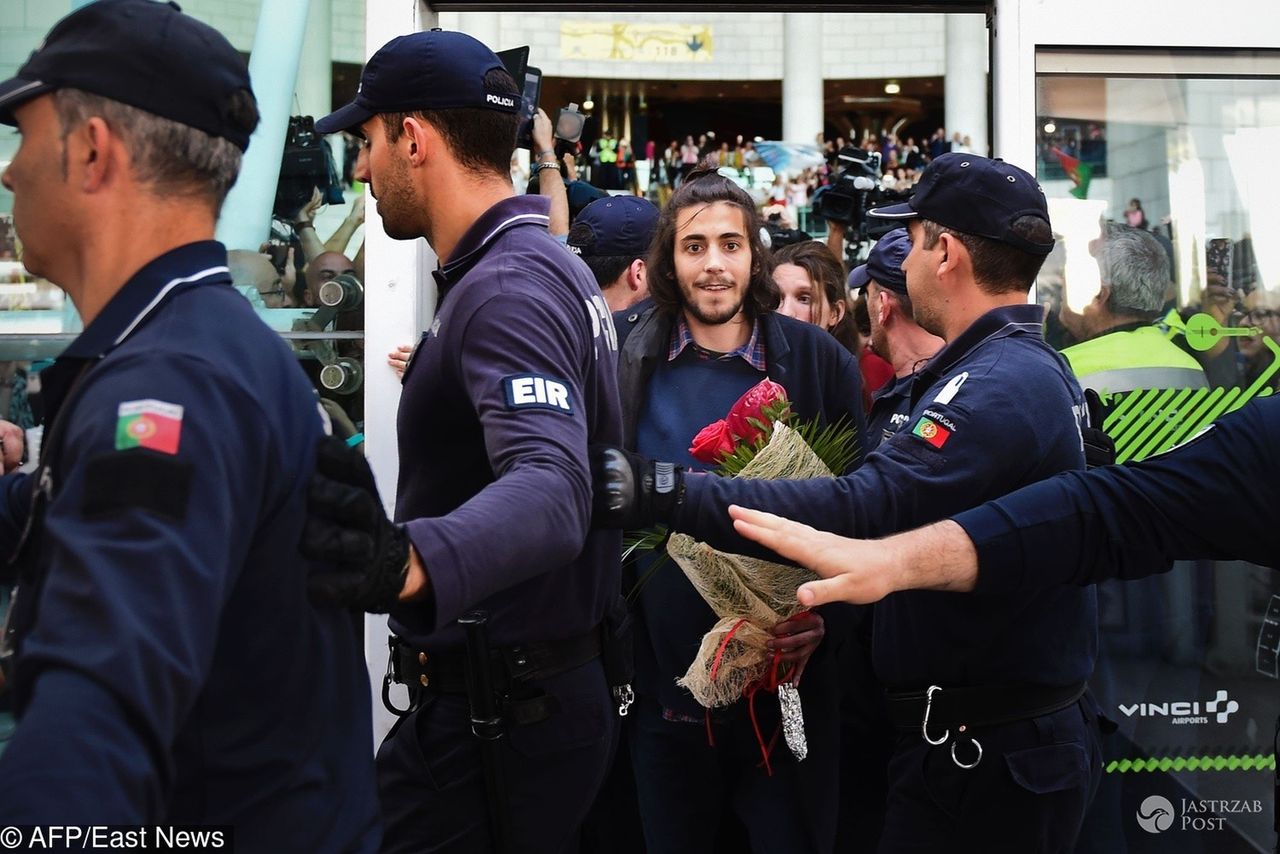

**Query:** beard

left=684, top=291, right=746, bottom=326
left=869, top=318, right=889, bottom=360
left=679, top=275, right=750, bottom=327
left=371, top=152, right=420, bottom=241
left=910, top=297, right=944, bottom=339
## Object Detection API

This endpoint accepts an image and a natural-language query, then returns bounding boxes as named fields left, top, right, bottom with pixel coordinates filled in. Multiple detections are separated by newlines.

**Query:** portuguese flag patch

left=115, top=400, right=184, bottom=455
left=911, top=416, right=950, bottom=449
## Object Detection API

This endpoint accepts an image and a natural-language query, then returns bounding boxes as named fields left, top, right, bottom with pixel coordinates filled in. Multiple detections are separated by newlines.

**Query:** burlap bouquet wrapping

left=670, top=423, right=832, bottom=708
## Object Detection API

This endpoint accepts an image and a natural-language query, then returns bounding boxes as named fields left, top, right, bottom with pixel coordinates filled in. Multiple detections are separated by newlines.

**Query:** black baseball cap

left=865, top=228, right=911, bottom=294
left=0, top=0, right=257, bottom=152
left=869, top=153, right=1054, bottom=256
left=317, top=29, right=518, bottom=135
left=568, top=197, right=660, bottom=259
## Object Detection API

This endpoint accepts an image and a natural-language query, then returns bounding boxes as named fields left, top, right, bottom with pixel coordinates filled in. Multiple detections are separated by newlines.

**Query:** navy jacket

left=670, top=304, right=1099, bottom=689
left=865, top=372, right=915, bottom=451
left=0, top=243, right=379, bottom=851
left=957, top=394, right=1280, bottom=592
left=391, top=195, right=623, bottom=649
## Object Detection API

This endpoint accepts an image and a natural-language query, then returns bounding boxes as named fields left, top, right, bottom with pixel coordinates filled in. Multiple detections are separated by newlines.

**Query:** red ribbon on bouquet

left=703, top=609, right=811, bottom=776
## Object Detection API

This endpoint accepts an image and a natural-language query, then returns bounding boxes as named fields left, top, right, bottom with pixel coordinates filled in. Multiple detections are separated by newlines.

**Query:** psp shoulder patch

left=503, top=374, right=574, bottom=414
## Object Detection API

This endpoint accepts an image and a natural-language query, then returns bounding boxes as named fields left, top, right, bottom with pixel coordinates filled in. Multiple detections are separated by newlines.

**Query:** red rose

left=726, top=379, right=790, bottom=446
left=689, top=419, right=736, bottom=465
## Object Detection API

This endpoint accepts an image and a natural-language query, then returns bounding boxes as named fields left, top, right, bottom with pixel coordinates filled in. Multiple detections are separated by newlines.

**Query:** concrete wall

left=0, top=5, right=949, bottom=108
left=438, top=10, right=947, bottom=81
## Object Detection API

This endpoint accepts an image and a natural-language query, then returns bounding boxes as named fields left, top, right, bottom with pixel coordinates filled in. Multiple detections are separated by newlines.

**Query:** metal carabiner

left=950, top=728, right=983, bottom=770
left=921, top=685, right=949, bottom=746
left=381, top=636, right=414, bottom=717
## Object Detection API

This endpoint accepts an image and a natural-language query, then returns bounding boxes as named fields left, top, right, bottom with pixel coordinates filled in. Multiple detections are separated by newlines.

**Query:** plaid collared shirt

left=667, top=313, right=767, bottom=370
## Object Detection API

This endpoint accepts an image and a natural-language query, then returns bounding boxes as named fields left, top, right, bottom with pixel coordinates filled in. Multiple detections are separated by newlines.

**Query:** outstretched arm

left=729, top=506, right=977, bottom=606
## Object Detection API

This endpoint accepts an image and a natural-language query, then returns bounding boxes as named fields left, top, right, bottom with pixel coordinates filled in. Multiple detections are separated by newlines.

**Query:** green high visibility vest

left=1062, top=325, right=1208, bottom=394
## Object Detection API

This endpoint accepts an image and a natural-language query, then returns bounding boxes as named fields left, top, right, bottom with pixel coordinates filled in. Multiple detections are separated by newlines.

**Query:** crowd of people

left=512, top=122, right=977, bottom=232
left=0, top=4, right=1273, bottom=854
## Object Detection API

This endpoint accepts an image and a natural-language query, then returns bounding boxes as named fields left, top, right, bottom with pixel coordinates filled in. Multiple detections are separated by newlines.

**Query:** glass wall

left=1035, top=49, right=1280, bottom=853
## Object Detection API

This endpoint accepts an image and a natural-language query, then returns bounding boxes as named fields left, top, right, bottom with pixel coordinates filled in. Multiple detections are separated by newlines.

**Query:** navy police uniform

left=377, top=193, right=624, bottom=853
left=670, top=303, right=1103, bottom=851
left=0, top=243, right=381, bottom=851
left=865, top=371, right=914, bottom=450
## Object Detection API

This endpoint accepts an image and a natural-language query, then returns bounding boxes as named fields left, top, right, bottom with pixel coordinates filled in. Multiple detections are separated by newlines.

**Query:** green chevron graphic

left=1099, top=315, right=1279, bottom=463
left=1106, top=754, right=1276, bottom=773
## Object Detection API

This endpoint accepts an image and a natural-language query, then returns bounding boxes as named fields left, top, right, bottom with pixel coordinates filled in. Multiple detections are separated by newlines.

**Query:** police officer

left=304, top=30, right=624, bottom=854
left=0, top=2, right=380, bottom=849
left=855, top=228, right=943, bottom=450
left=597, top=153, right=1103, bottom=853
left=567, top=195, right=659, bottom=313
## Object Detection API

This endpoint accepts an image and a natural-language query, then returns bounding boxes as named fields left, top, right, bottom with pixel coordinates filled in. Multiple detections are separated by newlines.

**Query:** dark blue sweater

left=635, top=346, right=763, bottom=470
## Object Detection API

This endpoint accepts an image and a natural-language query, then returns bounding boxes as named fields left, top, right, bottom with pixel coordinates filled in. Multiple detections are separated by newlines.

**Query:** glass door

left=1033, top=48, right=1280, bottom=853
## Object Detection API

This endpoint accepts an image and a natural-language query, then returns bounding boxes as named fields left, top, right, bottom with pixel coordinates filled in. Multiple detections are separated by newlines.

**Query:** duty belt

left=886, top=681, right=1087, bottom=770
left=385, top=629, right=602, bottom=721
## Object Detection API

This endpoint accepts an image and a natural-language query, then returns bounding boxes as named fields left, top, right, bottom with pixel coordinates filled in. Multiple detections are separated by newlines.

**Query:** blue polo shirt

left=672, top=304, right=1098, bottom=689
left=391, top=195, right=623, bottom=649
left=0, top=242, right=379, bottom=851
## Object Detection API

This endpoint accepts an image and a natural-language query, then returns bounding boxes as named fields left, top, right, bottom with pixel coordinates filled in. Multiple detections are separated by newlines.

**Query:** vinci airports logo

left=1118, top=689, right=1239, bottom=725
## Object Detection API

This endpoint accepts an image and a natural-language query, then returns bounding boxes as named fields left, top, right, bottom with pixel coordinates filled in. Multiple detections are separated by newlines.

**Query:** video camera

left=764, top=212, right=812, bottom=249
left=812, top=145, right=912, bottom=263
left=273, top=116, right=344, bottom=222
left=813, top=147, right=906, bottom=227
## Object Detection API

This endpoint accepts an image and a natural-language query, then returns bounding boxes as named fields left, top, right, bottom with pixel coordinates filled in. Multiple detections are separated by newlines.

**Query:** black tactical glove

left=1081, top=388, right=1117, bottom=470
left=589, top=444, right=685, bottom=529
left=301, top=435, right=410, bottom=613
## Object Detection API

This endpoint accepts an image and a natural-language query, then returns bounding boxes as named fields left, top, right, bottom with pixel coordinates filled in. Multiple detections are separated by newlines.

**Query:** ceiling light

left=1043, top=121, right=1056, bottom=134
left=884, top=81, right=901, bottom=95
left=582, top=98, right=595, bottom=111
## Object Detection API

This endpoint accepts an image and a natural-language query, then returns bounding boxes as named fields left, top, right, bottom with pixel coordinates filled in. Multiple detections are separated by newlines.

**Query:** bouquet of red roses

left=657, top=379, right=858, bottom=767
left=688, top=378, right=792, bottom=466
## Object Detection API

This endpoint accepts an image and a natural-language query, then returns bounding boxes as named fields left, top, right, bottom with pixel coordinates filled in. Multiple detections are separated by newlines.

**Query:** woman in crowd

left=771, top=241, right=858, bottom=355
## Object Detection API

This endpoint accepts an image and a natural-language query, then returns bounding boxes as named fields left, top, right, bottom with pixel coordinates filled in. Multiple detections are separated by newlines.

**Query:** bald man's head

left=307, top=252, right=356, bottom=286
left=228, top=250, right=288, bottom=308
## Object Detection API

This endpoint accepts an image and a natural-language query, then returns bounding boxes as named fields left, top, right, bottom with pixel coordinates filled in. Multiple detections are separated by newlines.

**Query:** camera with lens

left=813, top=147, right=893, bottom=226
left=812, top=145, right=912, bottom=260
left=555, top=103, right=586, bottom=144
left=763, top=212, right=812, bottom=249
left=274, top=115, right=344, bottom=222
